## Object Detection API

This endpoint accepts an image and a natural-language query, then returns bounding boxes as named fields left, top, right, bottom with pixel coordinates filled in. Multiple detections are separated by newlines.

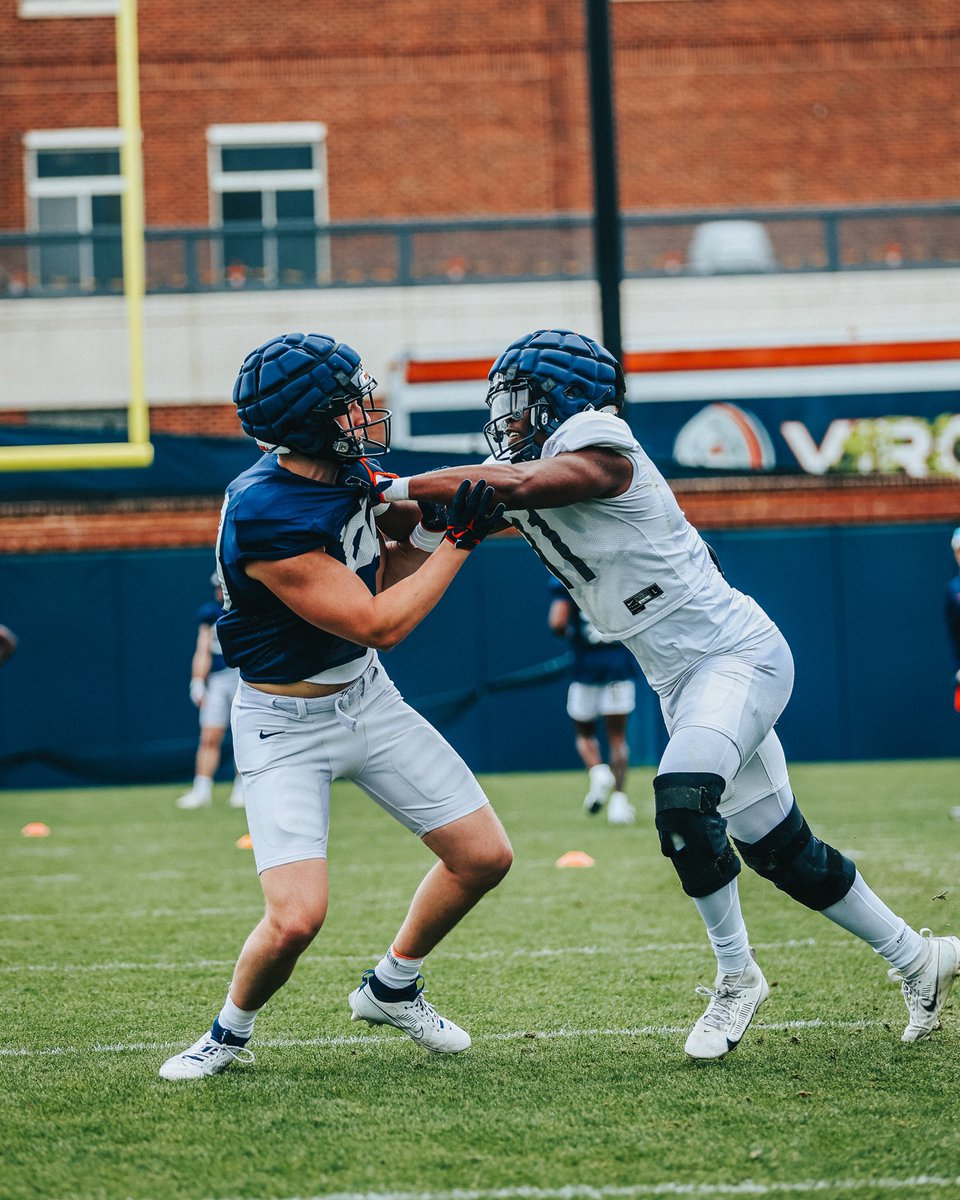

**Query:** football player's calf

left=654, top=773, right=768, bottom=1059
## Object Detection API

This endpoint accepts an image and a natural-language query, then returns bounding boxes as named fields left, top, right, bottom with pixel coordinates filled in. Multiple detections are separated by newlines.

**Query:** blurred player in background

left=0, top=623, right=17, bottom=667
left=160, top=332, right=510, bottom=1082
left=547, top=577, right=637, bottom=824
left=176, top=573, right=244, bottom=810
left=372, top=327, right=960, bottom=1060
left=945, top=527, right=960, bottom=821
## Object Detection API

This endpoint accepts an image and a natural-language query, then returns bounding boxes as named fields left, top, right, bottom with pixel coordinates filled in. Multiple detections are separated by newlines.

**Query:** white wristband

left=189, top=678, right=207, bottom=704
left=409, top=522, right=445, bottom=553
left=381, top=476, right=410, bottom=502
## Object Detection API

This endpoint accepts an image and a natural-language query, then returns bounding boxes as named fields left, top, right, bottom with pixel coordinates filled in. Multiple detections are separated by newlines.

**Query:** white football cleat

left=890, top=929, right=960, bottom=1043
left=348, top=971, right=471, bottom=1054
left=228, top=782, right=245, bottom=809
left=175, top=787, right=212, bottom=810
left=584, top=763, right=616, bottom=815
left=684, top=960, right=769, bottom=1060
left=950, top=806, right=960, bottom=823
left=159, top=1030, right=254, bottom=1080
left=607, top=791, right=636, bottom=825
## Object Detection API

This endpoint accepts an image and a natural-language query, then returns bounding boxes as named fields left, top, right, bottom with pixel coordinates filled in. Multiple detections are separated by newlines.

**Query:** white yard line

left=0, top=1017, right=887, bottom=1058
left=0, top=938, right=825, bottom=971
left=221, top=1182, right=960, bottom=1200
left=0, top=905, right=264, bottom=922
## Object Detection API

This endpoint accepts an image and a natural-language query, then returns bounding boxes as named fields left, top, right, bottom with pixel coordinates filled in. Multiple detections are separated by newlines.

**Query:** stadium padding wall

left=0, top=524, right=956, bottom=790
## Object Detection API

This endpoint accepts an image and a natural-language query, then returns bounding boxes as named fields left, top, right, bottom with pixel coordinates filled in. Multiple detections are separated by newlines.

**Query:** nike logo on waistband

left=258, top=730, right=285, bottom=740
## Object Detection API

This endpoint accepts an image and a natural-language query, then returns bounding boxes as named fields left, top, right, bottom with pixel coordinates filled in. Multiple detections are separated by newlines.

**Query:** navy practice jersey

left=946, top=575, right=960, bottom=671
left=548, top=577, right=639, bottom=686
left=196, top=599, right=227, bottom=673
left=216, top=453, right=380, bottom=684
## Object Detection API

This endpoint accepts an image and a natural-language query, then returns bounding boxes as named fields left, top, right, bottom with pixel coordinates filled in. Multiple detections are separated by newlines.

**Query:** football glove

left=338, top=458, right=399, bottom=513
left=189, top=677, right=207, bottom=706
left=417, top=500, right=448, bottom=532
left=444, top=480, right=505, bottom=551
left=409, top=500, right=449, bottom=553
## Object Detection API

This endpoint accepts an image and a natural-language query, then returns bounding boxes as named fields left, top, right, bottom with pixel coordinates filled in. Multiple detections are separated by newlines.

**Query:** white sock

left=821, top=872, right=924, bottom=971
left=193, top=776, right=213, bottom=799
left=217, top=994, right=259, bottom=1039
left=374, top=944, right=424, bottom=990
left=693, top=880, right=754, bottom=974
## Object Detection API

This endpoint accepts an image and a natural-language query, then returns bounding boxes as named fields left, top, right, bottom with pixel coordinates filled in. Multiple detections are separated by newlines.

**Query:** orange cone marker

left=555, top=850, right=595, bottom=868
left=22, top=822, right=50, bottom=837
left=235, top=833, right=253, bottom=849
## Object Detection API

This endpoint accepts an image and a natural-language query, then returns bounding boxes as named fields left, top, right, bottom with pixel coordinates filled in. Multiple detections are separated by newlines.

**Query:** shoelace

left=184, top=1038, right=256, bottom=1068
left=408, top=993, right=446, bottom=1030
left=693, top=982, right=740, bottom=1031
left=887, top=929, right=935, bottom=1010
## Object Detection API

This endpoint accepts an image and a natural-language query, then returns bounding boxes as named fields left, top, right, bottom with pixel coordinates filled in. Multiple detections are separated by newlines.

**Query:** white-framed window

left=19, top=0, right=118, bottom=17
left=24, top=129, right=125, bottom=290
left=207, top=122, right=329, bottom=286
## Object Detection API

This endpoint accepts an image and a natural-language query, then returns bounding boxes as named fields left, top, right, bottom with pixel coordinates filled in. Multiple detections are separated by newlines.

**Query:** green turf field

left=2, top=761, right=960, bottom=1200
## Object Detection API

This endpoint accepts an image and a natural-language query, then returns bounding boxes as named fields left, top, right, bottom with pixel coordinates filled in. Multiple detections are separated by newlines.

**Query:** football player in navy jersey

left=372, top=328, right=960, bottom=1059
left=175, top=572, right=244, bottom=810
left=160, top=332, right=510, bottom=1081
left=547, top=577, right=639, bottom=824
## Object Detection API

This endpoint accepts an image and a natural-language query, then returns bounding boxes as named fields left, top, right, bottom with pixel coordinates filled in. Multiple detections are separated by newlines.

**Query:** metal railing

left=1, top=203, right=958, bottom=298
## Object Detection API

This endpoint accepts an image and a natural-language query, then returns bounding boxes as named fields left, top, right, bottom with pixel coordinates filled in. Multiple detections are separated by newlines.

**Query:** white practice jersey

left=507, top=411, right=778, bottom=694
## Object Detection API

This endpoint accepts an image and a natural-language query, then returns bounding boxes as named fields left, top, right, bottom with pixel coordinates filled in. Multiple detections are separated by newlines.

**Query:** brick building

left=2, top=0, right=959, bottom=236
left=1, top=0, right=959, bottom=553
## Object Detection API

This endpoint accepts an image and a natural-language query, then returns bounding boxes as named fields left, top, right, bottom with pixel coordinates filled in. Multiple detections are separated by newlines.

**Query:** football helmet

left=233, top=332, right=390, bottom=460
left=483, top=328, right=626, bottom=462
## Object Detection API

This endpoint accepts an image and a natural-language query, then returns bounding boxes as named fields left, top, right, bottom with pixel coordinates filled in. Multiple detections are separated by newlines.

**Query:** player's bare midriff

left=249, top=677, right=358, bottom=698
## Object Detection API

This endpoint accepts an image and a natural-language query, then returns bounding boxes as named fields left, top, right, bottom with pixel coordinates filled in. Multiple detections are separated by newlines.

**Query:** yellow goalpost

left=0, top=0, right=153, bottom=472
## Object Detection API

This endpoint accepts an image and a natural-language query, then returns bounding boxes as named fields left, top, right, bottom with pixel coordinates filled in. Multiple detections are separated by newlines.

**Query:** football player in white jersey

left=372, top=327, right=960, bottom=1059
left=159, top=333, right=511, bottom=1081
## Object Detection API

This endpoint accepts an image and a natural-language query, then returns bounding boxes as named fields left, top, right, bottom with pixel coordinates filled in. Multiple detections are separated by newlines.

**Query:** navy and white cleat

left=159, top=1024, right=254, bottom=1080
left=684, top=960, right=769, bottom=1060
left=348, top=970, right=471, bottom=1054
left=891, top=929, right=960, bottom=1043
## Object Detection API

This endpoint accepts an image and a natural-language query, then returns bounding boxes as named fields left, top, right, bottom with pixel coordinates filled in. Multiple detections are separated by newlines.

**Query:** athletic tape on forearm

left=381, top=476, right=410, bottom=502
left=409, top=523, right=445, bottom=553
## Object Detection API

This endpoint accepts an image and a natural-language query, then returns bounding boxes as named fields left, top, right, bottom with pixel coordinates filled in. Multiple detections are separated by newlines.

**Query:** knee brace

left=654, top=772, right=741, bottom=898
left=733, top=800, right=855, bottom=911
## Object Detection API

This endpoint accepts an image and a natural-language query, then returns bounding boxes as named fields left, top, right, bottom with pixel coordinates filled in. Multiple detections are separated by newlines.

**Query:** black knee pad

left=734, top=800, right=855, bottom=911
left=654, top=772, right=741, bottom=898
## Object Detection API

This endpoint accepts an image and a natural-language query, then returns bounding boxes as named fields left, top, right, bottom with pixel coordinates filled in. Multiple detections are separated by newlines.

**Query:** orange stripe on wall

left=405, top=359, right=494, bottom=383
left=622, top=340, right=960, bottom=373
left=404, top=340, right=960, bottom=383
